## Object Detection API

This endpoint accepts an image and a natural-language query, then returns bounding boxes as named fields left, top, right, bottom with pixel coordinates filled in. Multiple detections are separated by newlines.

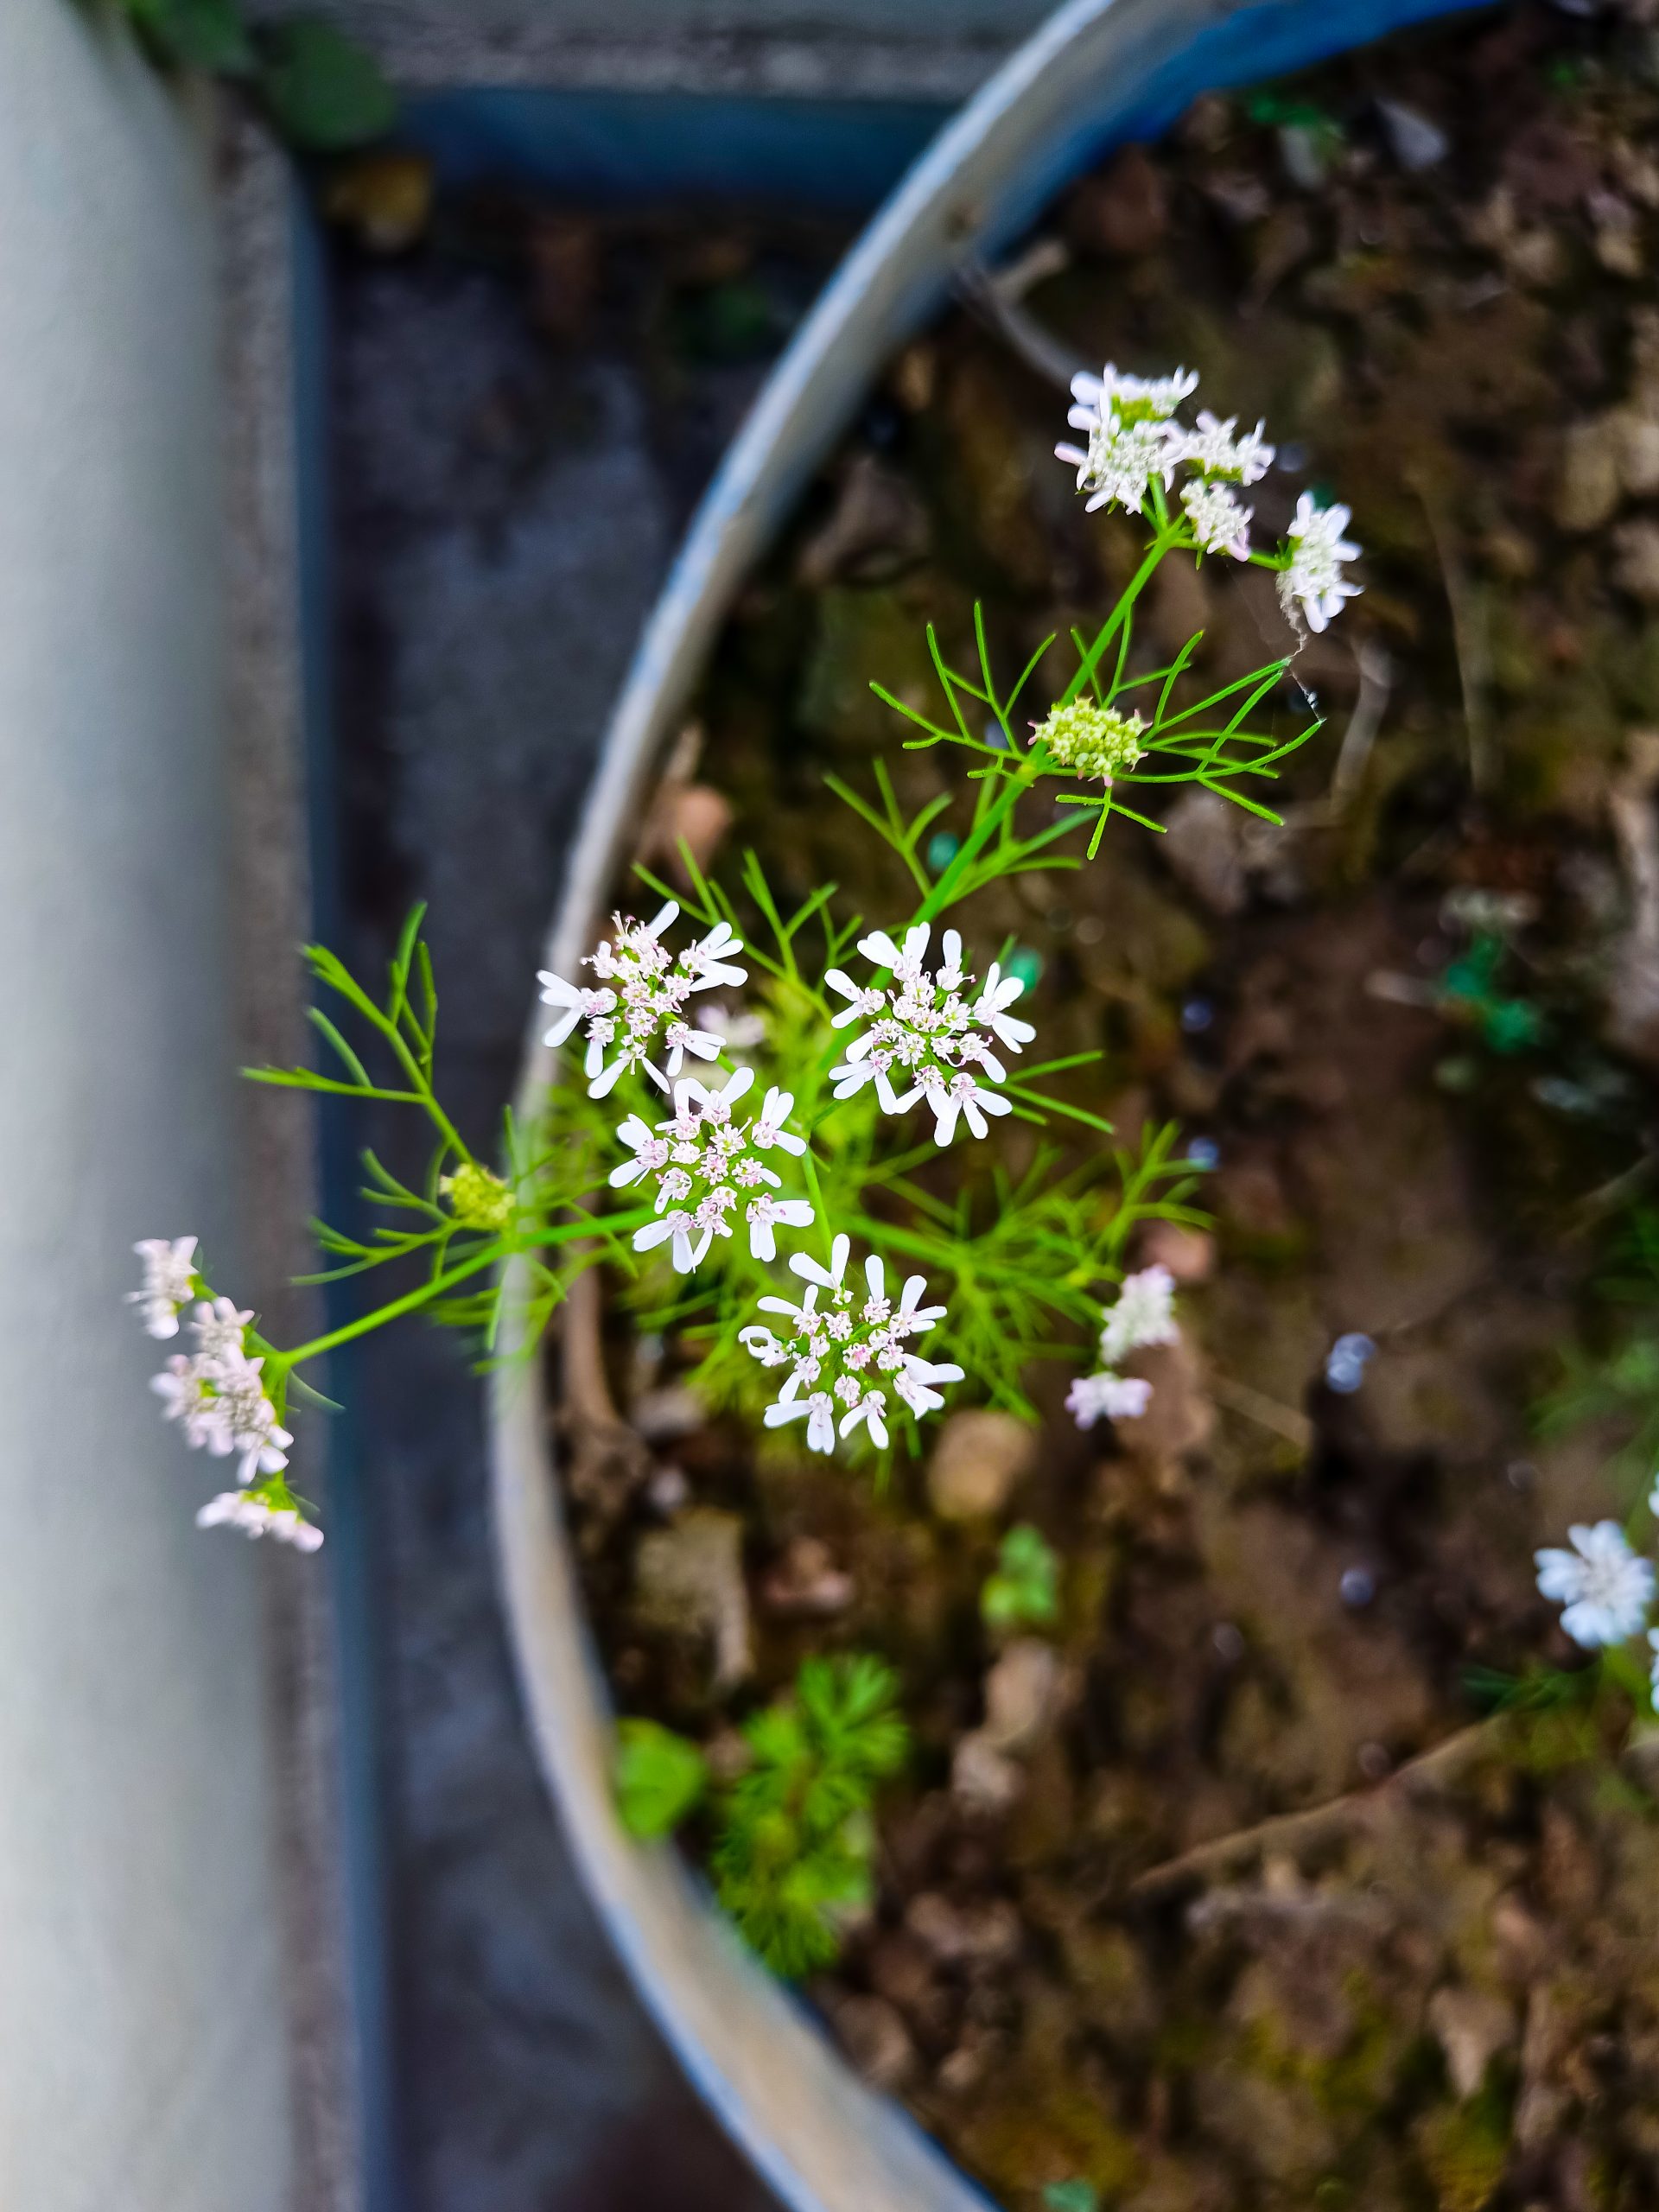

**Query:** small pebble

left=1180, top=997, right=1214, bottom=1033
left=1507, top=1459, right=1536, bottom=1491
left=1186, top=1136, right=1220, bottom=1171
left=983, top=720, right=1009, bottom=750
left=1212, top=1621, right=1246, bottom=1662
left=1278, top=440, right=1308, bottom=473
left=1357, top=1740, right=1392, bottom=1781
left=647, top=1464, right=690, bottom=1516
left=926, top=830, right=960, bottom=872
left=1340, top=1566, right=1376, bottom=1608
left=1325, top=1332, right=1376, bottom=1394
left=1376, top=97, right=1450, bottom=172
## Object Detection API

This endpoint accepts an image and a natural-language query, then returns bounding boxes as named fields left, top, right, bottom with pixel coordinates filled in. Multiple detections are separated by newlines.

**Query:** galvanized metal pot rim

left=487, top=3, right=1480, bottom=2207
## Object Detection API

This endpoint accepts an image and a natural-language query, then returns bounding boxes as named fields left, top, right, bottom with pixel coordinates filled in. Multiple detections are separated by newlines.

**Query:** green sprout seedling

left=1438, top=934, right=1544, bottom=1054
left=1043, top=2181, right=1101, bottom=2212
left=611, top=1655, right=907, bottom=1978
left=614, top=1717, right=710, bottom=1840
left=981, top=1523, right=1061, bottom=1633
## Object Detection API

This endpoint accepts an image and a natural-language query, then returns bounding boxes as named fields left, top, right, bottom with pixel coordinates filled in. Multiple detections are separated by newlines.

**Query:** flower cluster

left=538, top=899, right=747, bottom=1098
left=611, top=1065, right=813, bottom=1274
left=1056, top=363, right=1359, bottom=621
left=1056, top=365, right=1198, bottom=517
left=1278, top=492, right=1363, bottom=634
left=1535, top=1499, right=1659, bottom=1682
left=1029, top=699, right=1146, bottom=788
left=198, top=1486, right=324, bottom=1552
left=133, top=1254, right=321, bottom=1551
left=740, top=1237, right=963, bottom=1452
left=130, top=1235, right=200, bottom=1339
left=1065, top=1264, right=1179, bottom=1430
left=826, top=924, right=1033, bottom=1147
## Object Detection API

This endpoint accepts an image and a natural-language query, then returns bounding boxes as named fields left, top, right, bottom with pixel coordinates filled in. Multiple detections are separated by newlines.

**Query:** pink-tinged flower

left=613, top=1065, right=813, bottom=1274
left=538, top=901, right=749, bottom=1096
left=743, top=1244, right=958, bottom=1454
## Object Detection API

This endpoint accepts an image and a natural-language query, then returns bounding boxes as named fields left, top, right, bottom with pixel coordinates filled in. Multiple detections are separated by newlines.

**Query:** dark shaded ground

left=323, top=199, right=856, bottom=2210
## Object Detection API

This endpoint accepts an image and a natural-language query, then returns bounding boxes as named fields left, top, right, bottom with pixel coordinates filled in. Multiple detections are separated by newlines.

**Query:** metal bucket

left=490, top=3, right=1480, bottom=2206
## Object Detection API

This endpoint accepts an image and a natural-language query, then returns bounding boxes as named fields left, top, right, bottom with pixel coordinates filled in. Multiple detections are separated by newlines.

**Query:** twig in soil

left=1328, top=639, right=1393, bottom=813
left=1208, top=1370, right=1315, bottom=1452
left=1413, top=474, right=1494, bottom=797
left=1567, top=1147, right=1657, bottom=1236
left=1122, top=1718, right=1499, bottom=1903
left=957, top=246, right=1088, bottom=393
left=560, top=1265, right=650, bottom=1534
left=1609, top=733, right=1659, bottom=957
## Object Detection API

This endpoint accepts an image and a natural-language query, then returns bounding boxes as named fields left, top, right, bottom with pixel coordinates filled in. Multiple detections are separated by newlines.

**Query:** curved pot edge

left=488, top=2, right=1488, bottom=2206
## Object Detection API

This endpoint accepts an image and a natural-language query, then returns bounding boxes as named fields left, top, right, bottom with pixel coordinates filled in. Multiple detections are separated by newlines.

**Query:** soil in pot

left=562, top=9, right=1659, bottom=2208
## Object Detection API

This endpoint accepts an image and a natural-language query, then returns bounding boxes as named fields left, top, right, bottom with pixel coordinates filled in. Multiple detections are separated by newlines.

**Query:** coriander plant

left=132, top=359, right=1356, bottom=1548
left=122, top=356, right=1378, bottom=1971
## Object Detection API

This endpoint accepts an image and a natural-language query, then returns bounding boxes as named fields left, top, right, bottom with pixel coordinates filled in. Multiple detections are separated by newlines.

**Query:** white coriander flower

left=1278, top=493, right=1362, bottom=634
left=613, top=1065, right=813, bottom=1274
left=1173, top=410, right=1274, bottom=486
left=191, top=1296, right=253, bottom=1364
left=1067, top=1267, right=1180, bottom=1433
left=152, top=1343, right=291, bottom=1483
left=1180, top=476, right=1252, bottom=560
left=1055, top=364, right=1196, bottom=517
left=825, top=924, right=1033, bottom=1147
left=537, top=900, right=748, bottom=1098
left=1066, top=1372, right=1153, bottom=1428
left=1071, top=364, right=1200, bottom=421
left=741, top=1237, right=961, bottom=1454
left=209, top=1355, right=295, bottom=1487
left=197, top=1490, right=324, bottom=1552
left=130, top=1236, right=199, bottom=1339
left=1535, top=1522, right=1655, bottom=1649
left=1098, top=1264, right=1179, bottom=1368
left=151, top=1355, right=232, bottom=1452
left=1030, top=698, right=1146, bottom=788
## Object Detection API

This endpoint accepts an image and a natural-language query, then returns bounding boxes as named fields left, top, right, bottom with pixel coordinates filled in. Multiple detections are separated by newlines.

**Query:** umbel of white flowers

left=610, top=1064, right=813, bottom=1272
left=1066, top=1265, right=1180, bottom=1429
left=826, top=923, right=1033, bottom=1146
left=132, top=1243, right=321, bottom=1552
left=1055, top=363, right=1360, bottom=633
left=741, top=1236, right=964, bottom=1452
left=537, top=899, right=747, bottom=1097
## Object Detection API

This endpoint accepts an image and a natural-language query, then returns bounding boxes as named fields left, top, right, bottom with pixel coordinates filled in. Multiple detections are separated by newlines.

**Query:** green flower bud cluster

left=1031, top=699, right=1147, bottom=786
left=440, top=1161, right=514, bottom=1231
